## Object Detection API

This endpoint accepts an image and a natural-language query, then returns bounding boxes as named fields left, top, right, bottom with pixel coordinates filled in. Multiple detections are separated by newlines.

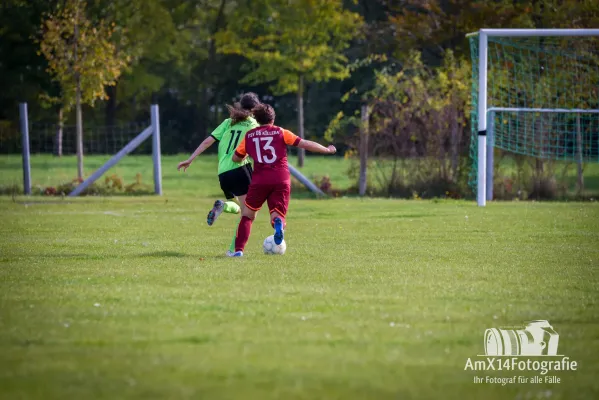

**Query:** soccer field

left=1, top=156, right=598, bottom=399
left=1, top=197, right=599, bottom=399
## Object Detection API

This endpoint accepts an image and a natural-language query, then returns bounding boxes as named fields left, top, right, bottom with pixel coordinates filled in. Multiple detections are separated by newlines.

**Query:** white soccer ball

left=263, top=235, right=286, bottom=255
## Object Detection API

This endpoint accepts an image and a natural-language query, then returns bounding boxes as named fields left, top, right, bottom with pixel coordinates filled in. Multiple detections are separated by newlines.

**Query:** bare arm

left=177, top=136, right=216, bottom=171
left=298, top=140, right=336, bottom=155
left=188, top=136, right=217, bottom=161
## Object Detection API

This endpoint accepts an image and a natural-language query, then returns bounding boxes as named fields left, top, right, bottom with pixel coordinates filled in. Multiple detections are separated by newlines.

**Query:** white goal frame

left=469, top=29, right=599, bottom=206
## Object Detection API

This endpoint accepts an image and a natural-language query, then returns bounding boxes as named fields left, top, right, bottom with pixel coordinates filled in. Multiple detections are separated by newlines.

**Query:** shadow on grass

left=138, top=251, right=188, bottom=258
left=12, top=252, right=230, bottom=261
left=24, top=251, right=193, bottom=260
left=13, top=335, right=216, bottom=347
left=15, top=200, right=75, bottom=205
left=165, top=335, right=214, bottom=345
left=30, top=253, right=112, bottom=260
left=378, top=213, right=430, bottom=219
left=137, top=252, right=228, bottom=262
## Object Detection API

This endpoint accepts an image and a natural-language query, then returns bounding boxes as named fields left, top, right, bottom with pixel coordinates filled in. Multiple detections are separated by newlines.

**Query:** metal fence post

left=19, top=103, right=31, bottom=195
left=151, top=104, right=162, bottom=195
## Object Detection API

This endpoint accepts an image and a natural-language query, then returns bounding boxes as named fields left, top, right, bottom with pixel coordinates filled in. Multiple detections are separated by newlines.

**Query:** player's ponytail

left=227, top=104, right=252, bottom=125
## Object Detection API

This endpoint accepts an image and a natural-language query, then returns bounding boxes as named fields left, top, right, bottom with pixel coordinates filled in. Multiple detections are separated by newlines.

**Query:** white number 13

left=253, top=137, right=277, bottom=164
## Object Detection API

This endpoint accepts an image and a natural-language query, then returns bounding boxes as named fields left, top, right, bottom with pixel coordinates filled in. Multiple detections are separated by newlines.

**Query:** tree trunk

left=105, top=84, right=117, bottom=127
left=74, top=15, right=83, bottom=180
left=197, top=0, right=227, bottom=141
left=297, top=74, right=305, bottom=168
left=359, top=104, right=370, bottom=196
left=104, top=84, right=117, bottom=154
left=56, top=106, right=63, bottom=157
left=576, top=114, right=584, bottom=195
left=450, top=103, right=459, bottom=183
left=534, top=158, right=543, bottom=200
left=76, top=78, right=84, bottom=180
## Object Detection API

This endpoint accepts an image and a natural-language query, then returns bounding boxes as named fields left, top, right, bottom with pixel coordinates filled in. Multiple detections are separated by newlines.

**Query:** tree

left=0, top=0, right=56, bottom=123
left=88, top=0, right=188, bottom=126
left=38, top=0, right=129, bottom=179
left=217, top=0, right=363, bottom=167
left=326, top=50, right=471, bottom=196
left=89, top=0, right=235, bottom=145
left=385, top=0, right=536, bottom=64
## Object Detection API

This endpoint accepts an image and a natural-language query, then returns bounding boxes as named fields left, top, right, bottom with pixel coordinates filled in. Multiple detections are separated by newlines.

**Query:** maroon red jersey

left=234, top=125, right=301, bottom=184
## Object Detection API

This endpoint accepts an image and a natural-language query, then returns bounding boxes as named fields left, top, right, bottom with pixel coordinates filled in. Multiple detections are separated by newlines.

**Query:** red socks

left=235, top=216, right=286, bottom=252
left=235, top=216, right=253, bottom=252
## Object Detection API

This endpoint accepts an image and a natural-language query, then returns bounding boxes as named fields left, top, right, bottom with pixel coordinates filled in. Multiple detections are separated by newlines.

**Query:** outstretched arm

left=177, top=136, right=216, bottom=171
left=298, top=140, right=336, bottom=155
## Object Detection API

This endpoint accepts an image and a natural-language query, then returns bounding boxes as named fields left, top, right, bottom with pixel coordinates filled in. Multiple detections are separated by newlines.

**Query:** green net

left=468, top=34, right=599, bottom=193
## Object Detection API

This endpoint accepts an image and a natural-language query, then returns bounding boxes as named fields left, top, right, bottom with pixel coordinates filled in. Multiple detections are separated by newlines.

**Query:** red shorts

left=244, top=181, right=290, bottom=217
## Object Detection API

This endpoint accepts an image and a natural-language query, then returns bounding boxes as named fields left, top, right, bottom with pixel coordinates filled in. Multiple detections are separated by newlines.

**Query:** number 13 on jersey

left=253, top=137, right=277, bottom=164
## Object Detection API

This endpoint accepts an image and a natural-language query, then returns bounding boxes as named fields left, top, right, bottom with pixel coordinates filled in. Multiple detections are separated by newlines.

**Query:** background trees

left=216, top=0, right=363, bottom=167
left=1, top=0, right=598, bottom=197
left=38, top=0, right=130, bottom=178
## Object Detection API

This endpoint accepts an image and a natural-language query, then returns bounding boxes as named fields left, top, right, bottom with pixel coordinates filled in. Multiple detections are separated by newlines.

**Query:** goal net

left=468, top=29, right=599, bottom=205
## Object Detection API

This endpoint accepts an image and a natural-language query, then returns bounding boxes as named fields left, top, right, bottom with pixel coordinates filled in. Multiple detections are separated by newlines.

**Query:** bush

left=345, top=156, right=470, bottom=199
left=0, top=184, right=22, bottom=196
left=493, top=154, right=570, bottom=201
left=290, top=174, right=343, bottom=197
left=43, top=173, right=154, bottom=196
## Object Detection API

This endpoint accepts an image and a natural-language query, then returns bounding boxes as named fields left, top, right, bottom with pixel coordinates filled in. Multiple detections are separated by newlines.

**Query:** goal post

left=69, top=104, right=162, bottom=196
left=18, top=104, right=163, bottom=196
left=468, top=29, right=599, bottom=206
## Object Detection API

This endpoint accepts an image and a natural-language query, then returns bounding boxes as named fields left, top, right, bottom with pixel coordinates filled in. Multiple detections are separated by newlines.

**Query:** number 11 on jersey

left=226, top=130, right=242, bottom=154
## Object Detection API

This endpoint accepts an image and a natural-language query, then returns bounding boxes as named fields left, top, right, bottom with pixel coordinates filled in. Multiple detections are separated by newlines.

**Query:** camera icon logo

left=484, top=320, right=560, bottom=356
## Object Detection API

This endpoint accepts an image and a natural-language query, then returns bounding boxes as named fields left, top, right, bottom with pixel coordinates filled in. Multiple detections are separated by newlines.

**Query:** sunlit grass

left=1, top=194, right=598, bottom=399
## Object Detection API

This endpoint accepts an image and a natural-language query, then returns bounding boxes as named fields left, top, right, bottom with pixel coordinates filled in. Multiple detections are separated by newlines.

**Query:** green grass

left=0, top=154, right=354, bottom=196
left=1, top=155, right=599, bottom=399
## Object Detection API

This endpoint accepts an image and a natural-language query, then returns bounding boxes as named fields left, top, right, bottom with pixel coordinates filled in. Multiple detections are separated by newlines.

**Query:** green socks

left=228, top=217, right=240, bottom=252
left=223, top=201, right=240, bottom=214
left=221, top=201, right=240, bottom=252
left=228, top=233, right=236, bottom=252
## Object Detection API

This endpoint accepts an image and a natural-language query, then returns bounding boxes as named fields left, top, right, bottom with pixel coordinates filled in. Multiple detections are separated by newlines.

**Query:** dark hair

left=227, top=92, right=261, bottom=125
left=252, top=103, right=275, bottom=125
left=240, top=92, right=260, bottom=110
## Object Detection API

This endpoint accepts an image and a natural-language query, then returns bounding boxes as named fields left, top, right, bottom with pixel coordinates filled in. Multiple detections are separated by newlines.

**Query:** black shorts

left=218, top=164, right=253, bottom=200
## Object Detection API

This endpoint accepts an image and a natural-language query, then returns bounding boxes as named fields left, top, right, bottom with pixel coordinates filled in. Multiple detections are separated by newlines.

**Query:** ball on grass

left=263, top=235, right=286, bottom=255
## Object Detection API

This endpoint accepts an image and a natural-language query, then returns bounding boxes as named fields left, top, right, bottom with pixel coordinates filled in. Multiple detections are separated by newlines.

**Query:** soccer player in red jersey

left=229, top=103, right=336, bottom=257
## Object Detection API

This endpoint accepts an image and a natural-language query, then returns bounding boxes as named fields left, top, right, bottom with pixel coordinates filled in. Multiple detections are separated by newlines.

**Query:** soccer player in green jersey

left=177, top=93, right=260, bottom=255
